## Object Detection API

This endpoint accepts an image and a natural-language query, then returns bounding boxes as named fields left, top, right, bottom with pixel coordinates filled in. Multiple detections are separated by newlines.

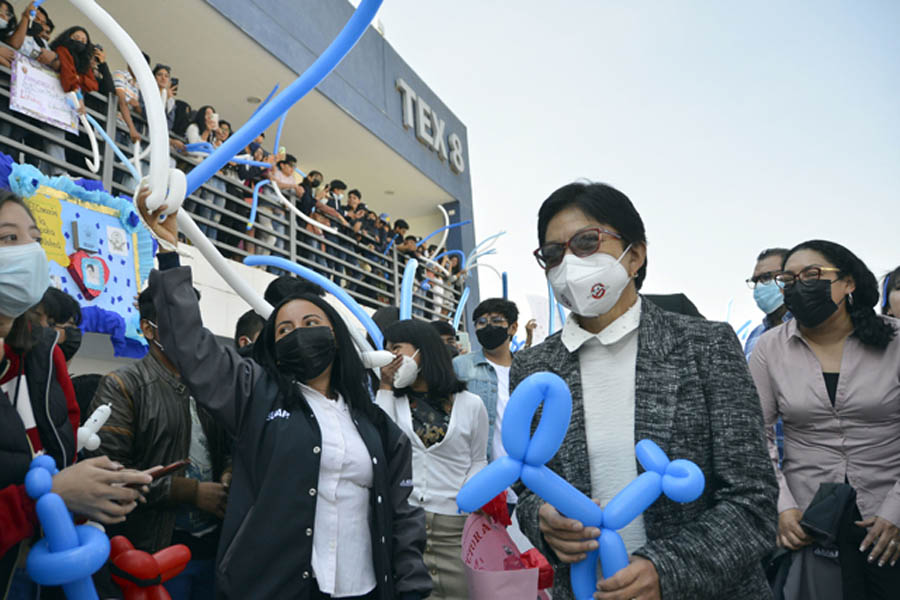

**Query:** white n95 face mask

left=548, top=245, right=633, bottom=317
left=0, top=242, right=50, bottom=318
left=393, top=349, right=420, bottom=388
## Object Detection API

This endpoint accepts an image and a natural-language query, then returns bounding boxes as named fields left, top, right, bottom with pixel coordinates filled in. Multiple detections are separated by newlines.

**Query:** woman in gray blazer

left=513, top=182, right=777, bottom=599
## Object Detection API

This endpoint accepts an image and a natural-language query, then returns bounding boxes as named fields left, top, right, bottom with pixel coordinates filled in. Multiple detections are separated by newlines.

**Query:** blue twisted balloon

left=452, top=286, right=470, bottom=330
left=184, top=0, right=383, bottom=197
left=456, top=372, right=705, bottom=599
left=243, top=255, right=383, bottom=349
left=25, top=455, right=109, bottom=599
left=399, top=258, right=418, bottom=320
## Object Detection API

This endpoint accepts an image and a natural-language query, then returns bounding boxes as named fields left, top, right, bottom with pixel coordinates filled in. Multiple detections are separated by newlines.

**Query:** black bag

left=801, top=483, right=857, bottom=547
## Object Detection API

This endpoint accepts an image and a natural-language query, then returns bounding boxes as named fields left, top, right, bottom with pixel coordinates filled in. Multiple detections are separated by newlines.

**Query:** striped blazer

left=511, top=298, right=777, bottom=599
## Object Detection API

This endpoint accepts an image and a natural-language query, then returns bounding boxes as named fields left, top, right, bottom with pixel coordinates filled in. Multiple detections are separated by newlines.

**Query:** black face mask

left=59, top=326, right=82, bottom=361
left=476, top=325, right=509, bottom=351
left=68, top=40, right=87, bottom=54
left=445, top=343, right=460, bottom=359
left=274, top=326, right=336, bottom=381
left=783, top=279, right=841, bottom=328
left=28, top=22, right=43, bottom=38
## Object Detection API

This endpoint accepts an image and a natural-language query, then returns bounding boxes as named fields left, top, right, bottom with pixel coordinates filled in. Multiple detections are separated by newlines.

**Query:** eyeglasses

left=745, top=271, right=778, bottom=289
left=533, top=227, right=622, bottom=271
left=475, top=316, right=508, bottom=328
left=774, top=266, right=842, bottom=288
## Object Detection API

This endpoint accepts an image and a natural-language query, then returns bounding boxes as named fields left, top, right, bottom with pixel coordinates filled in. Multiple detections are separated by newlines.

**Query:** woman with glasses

left=515, top=182, right=777, bottom=600
left=377, top=319, right=489, bottom=600
left=750, top=240, right=900, bottom=597
left=883, top=267, right=900, bottom=317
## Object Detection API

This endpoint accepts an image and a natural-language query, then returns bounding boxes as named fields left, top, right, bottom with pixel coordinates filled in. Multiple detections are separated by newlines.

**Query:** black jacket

left=149, top=265, right=431, bottom=600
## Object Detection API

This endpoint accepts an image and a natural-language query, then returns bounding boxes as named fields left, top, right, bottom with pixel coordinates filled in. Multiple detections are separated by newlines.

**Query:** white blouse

left=300, top=384, right=375, bottom=596
left=376, top=389, right=489, bottom=515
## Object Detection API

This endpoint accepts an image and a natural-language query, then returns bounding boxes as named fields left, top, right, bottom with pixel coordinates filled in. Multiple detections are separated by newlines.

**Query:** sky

left=375, top=1, right=900, bottom=342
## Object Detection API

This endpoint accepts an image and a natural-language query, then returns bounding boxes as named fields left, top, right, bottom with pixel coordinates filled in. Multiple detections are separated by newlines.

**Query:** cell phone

left=171, top=77, right=179, bottom=87
left=127, top=459, right=190, bottom=488
left=94, top=44, right=103, bottom=51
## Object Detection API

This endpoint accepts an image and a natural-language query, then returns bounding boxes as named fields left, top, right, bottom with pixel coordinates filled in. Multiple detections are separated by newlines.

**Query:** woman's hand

left=595, top=556, right=661, bottom=600
left=538, top=501, right=601, bottom=563
left=92, top=47, right=106, bottom=64
left=136, top=184, right=178, bottom=250
left=21, top=1, right=35, bottom=19
left=777, top=508, right=812, bottom=550
left=128, top=124, right=141, bottom=144
left=857, top=516, right=900, bottom=567
left=379, top=355, right=403, bottom=390
left=51, top=456, right=152, bottom=524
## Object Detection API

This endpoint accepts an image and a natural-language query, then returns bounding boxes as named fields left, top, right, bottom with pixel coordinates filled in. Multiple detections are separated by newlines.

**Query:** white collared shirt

left=562, top=299, right=647, bottom=556
left=300, top=384, right=376, bottom=596
left=376, top=389, right=489, bottom=515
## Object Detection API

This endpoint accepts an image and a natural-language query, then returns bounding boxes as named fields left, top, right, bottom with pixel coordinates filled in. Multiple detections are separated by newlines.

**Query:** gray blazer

left=511, top=298, right=777, bottom=599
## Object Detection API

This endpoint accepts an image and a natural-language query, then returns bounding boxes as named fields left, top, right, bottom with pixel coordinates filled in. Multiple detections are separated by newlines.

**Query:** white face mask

left=0, top=18, right=9, bottom=30
left=548, top=245, right=633, bottom=317
left=0, top=242, right=50, bottom=318
left=393, top=349, right=420, bottom=388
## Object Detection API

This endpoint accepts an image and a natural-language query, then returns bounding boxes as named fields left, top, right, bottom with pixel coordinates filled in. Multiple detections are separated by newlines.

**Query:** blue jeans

left=162, top=559, right=216, bottom=600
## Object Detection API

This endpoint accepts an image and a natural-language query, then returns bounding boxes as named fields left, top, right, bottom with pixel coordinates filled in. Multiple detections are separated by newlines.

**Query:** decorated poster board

left=8, top=162, right=154, bottom=357
left=10, top=53, right=79, bottom=134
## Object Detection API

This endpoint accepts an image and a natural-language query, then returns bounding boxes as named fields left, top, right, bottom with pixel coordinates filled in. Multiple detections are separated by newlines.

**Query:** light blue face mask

left=753, top=281, right=784, bottom=315
left=0, top=242, right=50, bottom=318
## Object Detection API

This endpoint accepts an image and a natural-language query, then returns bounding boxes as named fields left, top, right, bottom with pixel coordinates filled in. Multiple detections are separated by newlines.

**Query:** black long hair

left=784, top=240, right=897, bottom=349
left=883, top=266, right=900, bottom=316
left=189, top=105, right=215, bottom=135
left=383, top=319, right=466, bottom=401
left=50, top=26, right=93, bottom=75
left=252, top=293, right=377, bottom=417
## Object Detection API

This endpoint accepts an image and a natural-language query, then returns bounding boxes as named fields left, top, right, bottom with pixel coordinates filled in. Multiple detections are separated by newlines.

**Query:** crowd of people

left=2, top=179, right=899, bottom=600
left=0, top=1, right=463, bottom=312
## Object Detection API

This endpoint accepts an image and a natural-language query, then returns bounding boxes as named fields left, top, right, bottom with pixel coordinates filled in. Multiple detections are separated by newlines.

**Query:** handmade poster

left=9, top=162, right=155, bottom=358
left=9, top=54, right=79, bottom=134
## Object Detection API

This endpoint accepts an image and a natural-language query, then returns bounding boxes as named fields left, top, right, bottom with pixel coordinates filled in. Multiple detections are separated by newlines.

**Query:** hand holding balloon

left=136, top=184, right=178, bottom=250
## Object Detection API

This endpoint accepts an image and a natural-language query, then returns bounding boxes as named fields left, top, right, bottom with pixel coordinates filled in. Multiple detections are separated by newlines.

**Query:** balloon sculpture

left=108, top=536, right=191, bottom=600
left=456, top=373, right=706, bottom=599
left=24, top=455, right=110, bottom=600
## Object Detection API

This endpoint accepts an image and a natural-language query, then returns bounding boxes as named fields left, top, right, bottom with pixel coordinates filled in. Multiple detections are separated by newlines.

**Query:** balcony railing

left=0, top=65, right=463, bottom=324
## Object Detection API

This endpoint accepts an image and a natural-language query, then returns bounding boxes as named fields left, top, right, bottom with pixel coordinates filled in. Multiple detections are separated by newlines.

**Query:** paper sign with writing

left=10, top=53, right=79, bottom=134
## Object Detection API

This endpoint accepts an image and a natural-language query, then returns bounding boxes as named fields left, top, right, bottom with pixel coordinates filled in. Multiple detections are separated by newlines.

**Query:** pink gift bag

left=460, top=513, right=552, bottom=599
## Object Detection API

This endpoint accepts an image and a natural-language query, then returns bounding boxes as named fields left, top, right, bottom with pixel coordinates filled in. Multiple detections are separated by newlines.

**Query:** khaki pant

left=424, top=511, right=468, bottom=600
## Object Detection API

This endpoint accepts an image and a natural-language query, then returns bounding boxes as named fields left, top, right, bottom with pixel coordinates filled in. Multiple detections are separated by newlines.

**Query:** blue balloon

left=433, top=248, right=466, bottom=269
left=502, top=271, right=508, bottom=300
left=243, top=255, right=383, bottom=349
left=451, top=286, right=470, bottom=330
left=399, top=258, right=418, bottom=320
left=274, top=110, right=288, bottom=153
left=25, top=457, right=109, bottom=599
left=602, top=472, right=662, bottom=530
left=455, top=456, right=522, bottom=513
left=184, top=0, right=383, bottom=197
left=382, top=236, right=396, bottom=256
left=249, top=83, right=280, bottom=118
left=247, top=179, right=271, bottom=231
left=415, top=220, right=472, bottom=248
left=84, top=114, right=140, bottom=181
left=455, top=371, right=707, bottom=596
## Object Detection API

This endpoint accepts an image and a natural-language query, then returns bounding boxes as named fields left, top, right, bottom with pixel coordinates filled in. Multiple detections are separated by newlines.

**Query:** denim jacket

left=452, top=350, right=498, bottom=461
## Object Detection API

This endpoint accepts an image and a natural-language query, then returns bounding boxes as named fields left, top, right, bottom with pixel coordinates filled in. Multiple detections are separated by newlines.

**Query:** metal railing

left=0, top=65, right=464, bottom=323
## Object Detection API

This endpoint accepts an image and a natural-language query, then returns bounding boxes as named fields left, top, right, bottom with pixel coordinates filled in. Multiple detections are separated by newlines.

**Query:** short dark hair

left=329, top=179, right=346, bottom=192
left=394, top=219, right=409, bottom=231
left=884, top=267, right=900, bottom=315
left=430, top=320, right=456, bottom=338
left=233, top=309, right=265, bottom=347
left=152, top=63, right=170, bottom=76
left=285, top=154, right=297, bottom=165
left=537, top=182, right=648, bottom=289
left=40, top=288, right=82, bottom=326
left=784, top=240, right=896, bottom=348
left=264, top=276, right=325, bottom=306
left=473, top=298, right=518, bottom=325
left=308, top=170, right=322, bottom=179
left=404, top=235, right=418, bottom=243
left=384, top=319, right=466, bottom=399
left=348, top=189, right=361, bottom=200
left=757, top=247, right=789, bottom=262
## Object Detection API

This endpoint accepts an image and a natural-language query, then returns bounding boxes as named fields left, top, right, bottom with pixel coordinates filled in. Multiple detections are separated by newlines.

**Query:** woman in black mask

left=750, top=240, right=900, bottom=598
left=137, top=192, right=431, bottom=600
left=49, top=26, right=98, bottom=111
left=376, top=319, right=488, bottom=600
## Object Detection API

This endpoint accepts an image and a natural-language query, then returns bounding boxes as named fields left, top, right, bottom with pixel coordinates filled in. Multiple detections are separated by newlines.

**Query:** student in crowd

left=234, top=309, right=265, bottom=350
left=5, top=4, right=56, bottom=69
left=88, top=282, right=233, bottom=600
left=377, top=319, right=488, bottom=600
left=391, top=219, right=410, bottom=245
left=136, top=191, right=431, bottom=600
left=750, top=241, right=900, bottom=597
left=113, top=51, right=151, bottom=146
left=324, top=179, right=347, bottom=215
left=430, top=320, right=461, bottom=358
left=744, top=247, right=792, bottom=360
left=516, top=182, right=777, bottom=599
left=453, top=298, right=518, bottom=463
left=0, top=192, right=150, bottom=598
left=883, top=266, right=900, bottom=317
left=33, top=287, right=82, bottom=365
